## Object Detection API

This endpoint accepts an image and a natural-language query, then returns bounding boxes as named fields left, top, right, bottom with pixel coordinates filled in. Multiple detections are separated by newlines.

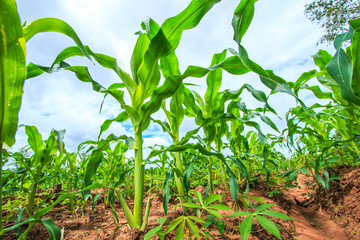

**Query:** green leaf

left=36, top=45, right=137, bottom=97
left=195, top=190, right=204, bottom=206
left=260, top=115, right=280, bottom=133
left=23, top=18, right=91, bottom=61
left=232, top=0, right=257, bottom=44
left=92, top=192, right=103, bottom=213
left=227, top=211, right=252, bottom=218
left=183, top=162, right=194, bottom=194
left=326, top=48, right=360, bottom=105
left=205, top=208, right=223, bottom=219
left=216, top=219, right=225, bottom=236
left=182, top=202, right=201, bottom=209
left=260, top=211, right=293, bottom=221
left=210, top=204, right=231, bottom=211
left=165, top=216, right=185, bottom=234
left=24, top=125, right=44, bottom=163
left=243, top=84, right=277, bottom=115
left=255, top=215, right=282, bottom=239
left=221, top=56, right=249, bottom=75
left=99, top=111, right=129, bottom=139
left=137, top=0, right=221, bottom=102
left=204, top=50, right=227, bottom=117
left=254, top=203, right=274, bottom=213
left=152, top=118, right=176, bottom=140
left=204, top=194, right=222, bottom=206
left=0, top=0, right=27, bottom=148
left=229, top=171, right=239, bottom=204
left=41, top=218, right=61, bottom=240
left=158, top=217, right=167, bottom=225
left=175, top=221, right=185, bottom=240
left=111, top=208, right=119, bottom=225
left=83, top=134, right=120, bottom=200
left=240, top=215, right=253, bottom=240
left=2, top=218, right=61, bottom=240
left=144, top=225, right=162, bottom=240
left=163, top=170, right=174, bottom=215
left=141, top=18, right=161, bottom=40
left=187, top=216, right=205, bottom=223
left=236, top=45, right=309, bottom=114
left=187, top=219, right=201, bottom=239
left=303, top=85, right=334, bottom=100
left=131, top=33, right=149, bottom=85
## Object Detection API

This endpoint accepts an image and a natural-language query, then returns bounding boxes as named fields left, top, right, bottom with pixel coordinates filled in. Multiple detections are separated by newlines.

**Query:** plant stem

left=27, top=182, right=38, bottom=216
left=174, top=151, right=187, bottom=212
left=68, top=177, right=74, bottom=215
left=220, top=163, right=229, bottom=191
left=133, top=128, right=144, bottom=228
left=0, top=144, right=3, bottom=236
left=207, top=143, right=213, bottom=194
left=217, top=146, right=229, bottom=191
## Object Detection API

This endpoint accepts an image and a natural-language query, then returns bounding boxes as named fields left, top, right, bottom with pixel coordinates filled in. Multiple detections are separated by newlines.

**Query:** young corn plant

left=0, top=125, right=66, bottom=239
left=19, top=126, right=65, bottom=216
left=152, top=54, right=188, bottom=212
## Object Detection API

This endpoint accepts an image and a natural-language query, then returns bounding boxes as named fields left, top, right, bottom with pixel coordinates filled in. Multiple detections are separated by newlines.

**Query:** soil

left=3, top=165, right=360, bottom=239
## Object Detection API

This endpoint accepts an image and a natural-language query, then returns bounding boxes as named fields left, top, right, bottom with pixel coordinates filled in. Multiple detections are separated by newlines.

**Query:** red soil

left=3, top=166, right=359, bottom=239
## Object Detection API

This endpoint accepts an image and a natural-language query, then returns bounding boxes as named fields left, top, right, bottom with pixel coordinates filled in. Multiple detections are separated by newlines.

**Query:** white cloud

left=12, top=0, right=337, bottom=156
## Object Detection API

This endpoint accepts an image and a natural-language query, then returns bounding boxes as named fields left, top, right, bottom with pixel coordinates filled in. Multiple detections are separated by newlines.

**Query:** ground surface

left=3, top=165, right=360, bottom=239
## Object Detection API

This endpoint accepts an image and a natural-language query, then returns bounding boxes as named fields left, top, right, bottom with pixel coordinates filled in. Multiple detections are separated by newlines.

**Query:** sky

left=11, top=0, right=334, bottom=156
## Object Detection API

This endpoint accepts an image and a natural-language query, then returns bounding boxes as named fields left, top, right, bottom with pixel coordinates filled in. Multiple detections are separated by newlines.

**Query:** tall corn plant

left=28, top=0, right=223, bottom=229
left=293, top=18, right=360, bottom=156
left=1, top=1, right=94, bottom=238
left=0, top=1, right=26, bottom=236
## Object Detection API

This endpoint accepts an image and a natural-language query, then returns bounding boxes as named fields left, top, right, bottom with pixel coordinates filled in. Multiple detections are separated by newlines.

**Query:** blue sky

left=11, top=0, right=333, bottom=154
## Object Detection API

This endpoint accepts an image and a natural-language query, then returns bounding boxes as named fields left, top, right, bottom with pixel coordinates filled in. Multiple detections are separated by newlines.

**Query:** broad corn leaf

left=243, top=84, right=277, bottom=115
left=137, top=0, right=220, bottom=101
left=141, top=18, right=161, bottom=40
left=98, top=111, right=129, bottom=139
left=2, top=218, right=61, bottom=240
left=24, top=125, right=44, bottom=163
left=34, top=45, right=137, bottom=97
left=23, top=18, right=91, bottom=61
left=163, top=170, right=174, bottom=215
left=0, top=0, right=27, bottom=148
left=131, top=33, right=149, bottom=85
left=41, top=218, right=61, bottom=240
left=232, top=0, right=257, bottom=44
left=326, top=48, right=360, bottom=105
left=205, top=50, right=227, bottom=117
left=236, top=45, right=309, bottom=114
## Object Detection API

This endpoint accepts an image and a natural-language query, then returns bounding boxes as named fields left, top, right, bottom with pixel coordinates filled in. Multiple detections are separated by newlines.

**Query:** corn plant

left=29, top=0, right=227, bottom=229
left=153, top=54, right=188, bottom=212
left=1, top=0, right=93, bottom=237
